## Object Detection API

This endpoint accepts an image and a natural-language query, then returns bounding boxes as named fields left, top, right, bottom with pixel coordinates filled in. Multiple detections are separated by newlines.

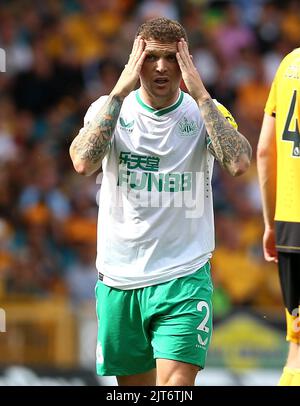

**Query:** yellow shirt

left=265, top=48, right=300, bottom=223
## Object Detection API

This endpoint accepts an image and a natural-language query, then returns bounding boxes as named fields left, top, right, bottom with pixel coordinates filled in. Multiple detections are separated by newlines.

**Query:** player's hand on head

left=112, top=36, right=146, bottom=99
left=127, top=35, right=146, bottom=69
left=176, top=38, right=209, bottom=103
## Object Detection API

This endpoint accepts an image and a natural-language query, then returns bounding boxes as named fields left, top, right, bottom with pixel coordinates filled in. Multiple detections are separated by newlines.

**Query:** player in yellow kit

left=257, top=48, right=300, bottom=386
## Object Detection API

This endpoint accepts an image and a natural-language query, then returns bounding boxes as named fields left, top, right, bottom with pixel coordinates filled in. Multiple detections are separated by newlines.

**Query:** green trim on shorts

left=95, top=262, right=213, bottom=376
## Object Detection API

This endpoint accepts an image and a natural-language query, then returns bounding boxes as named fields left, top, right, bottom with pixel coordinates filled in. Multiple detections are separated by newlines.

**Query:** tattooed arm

left=70, top=36, right=146, bottom=176
left=200, top=98, right=252, bottom=176
left=70, top=95, right=122, bottom=175
left=176, top=38, right=252, bottom=176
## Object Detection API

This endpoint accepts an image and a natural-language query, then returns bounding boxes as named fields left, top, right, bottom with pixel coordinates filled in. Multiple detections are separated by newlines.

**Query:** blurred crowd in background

left=0, top=0, right=299, bottom=319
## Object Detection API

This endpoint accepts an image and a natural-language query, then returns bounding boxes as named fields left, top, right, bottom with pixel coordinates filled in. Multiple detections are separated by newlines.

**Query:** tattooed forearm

left=71, top=95, right=123, bottom=167
left=200, top=98, right=252, bottom=176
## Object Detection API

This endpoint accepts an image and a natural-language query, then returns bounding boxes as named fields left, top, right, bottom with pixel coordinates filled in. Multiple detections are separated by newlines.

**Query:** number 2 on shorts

left=196, top=301, right=210, bottom=346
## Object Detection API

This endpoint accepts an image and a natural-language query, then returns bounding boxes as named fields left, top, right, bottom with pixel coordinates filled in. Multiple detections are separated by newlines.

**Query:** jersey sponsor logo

left=115, top=151, right=205, bottom=218
left=118, top=151, right=191, bottom=192
left=119, top=151, right=160, bottom=172
left=118, top=169, right=192, bottom=192
left=177, top=116, right=199, bottom=137
left=119, top=117, right=134, bottom=132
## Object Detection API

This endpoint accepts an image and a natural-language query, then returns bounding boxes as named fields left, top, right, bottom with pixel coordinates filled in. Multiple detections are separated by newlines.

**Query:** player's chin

left=153, top=83, right=169, bottom=92
left=152, top=85, right=172, bottom=97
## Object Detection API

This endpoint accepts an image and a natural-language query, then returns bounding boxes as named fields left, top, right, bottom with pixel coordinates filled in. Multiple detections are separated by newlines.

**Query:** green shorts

left=95, top=262, right=213, bottom=376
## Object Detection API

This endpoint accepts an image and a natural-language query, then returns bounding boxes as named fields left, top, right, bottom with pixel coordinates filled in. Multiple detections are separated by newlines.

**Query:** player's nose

left=155, top=57, right=167, bottom=73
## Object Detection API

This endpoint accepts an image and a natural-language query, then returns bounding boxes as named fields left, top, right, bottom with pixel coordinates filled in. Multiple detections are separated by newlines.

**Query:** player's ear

left=190, top=55, right=193, bottom=60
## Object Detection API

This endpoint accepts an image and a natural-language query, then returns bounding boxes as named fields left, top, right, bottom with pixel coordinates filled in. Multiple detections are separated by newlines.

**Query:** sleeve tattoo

left=73, top=95, right=123, bottom=164
left=201, top=98, right=252, bottom=171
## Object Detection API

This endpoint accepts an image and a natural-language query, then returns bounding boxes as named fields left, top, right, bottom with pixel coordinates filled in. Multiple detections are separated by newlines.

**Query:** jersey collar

left=135, top=89, right=184, bottom=116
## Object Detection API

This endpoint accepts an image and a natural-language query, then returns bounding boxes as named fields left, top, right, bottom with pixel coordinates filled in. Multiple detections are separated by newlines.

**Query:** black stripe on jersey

left=275, top=221, right=300, bottom=252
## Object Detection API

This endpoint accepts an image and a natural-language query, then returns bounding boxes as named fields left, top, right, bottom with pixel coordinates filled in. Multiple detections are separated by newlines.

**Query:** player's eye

left=167, top=54, right=177, bottom=62
left=145, top=54, right=157, bottom=62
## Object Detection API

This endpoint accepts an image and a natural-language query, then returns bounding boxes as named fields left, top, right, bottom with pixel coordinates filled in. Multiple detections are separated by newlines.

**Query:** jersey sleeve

left=264, top=80, right=276, bottom=117
left=206, top=100, right=238, bottom=149
left=83, top=95, right=109, bottom=125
